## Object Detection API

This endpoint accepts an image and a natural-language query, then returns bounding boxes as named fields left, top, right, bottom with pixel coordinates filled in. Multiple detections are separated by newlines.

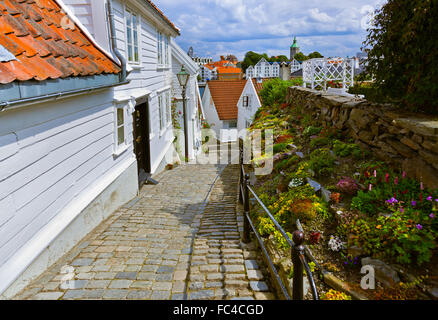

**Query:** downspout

left=107, top=0, right=127, bottom=82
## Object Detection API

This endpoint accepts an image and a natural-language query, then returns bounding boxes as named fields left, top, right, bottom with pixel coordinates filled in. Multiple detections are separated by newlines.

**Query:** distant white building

left=200, top=64, right=217, bottom=83
left=246, top=58, right=302, bottom=79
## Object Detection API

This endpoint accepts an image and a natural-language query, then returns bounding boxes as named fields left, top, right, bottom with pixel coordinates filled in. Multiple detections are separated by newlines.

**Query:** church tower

left=290, top=36, right=300, bottom=60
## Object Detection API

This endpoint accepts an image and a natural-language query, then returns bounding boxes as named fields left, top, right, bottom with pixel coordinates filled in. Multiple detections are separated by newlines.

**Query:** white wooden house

left=237, top=78, right=267, bottom=136
left=63, top=0, right=181, bottom=177
left=0, top=0, right=187, bottom=299
left=246, top=58, right=280, bottom=79
left=0, top=0, right=140, bottom=298
left=171, top=39, right=205, bottom=160
left=202, top=80, right=246, bottom=142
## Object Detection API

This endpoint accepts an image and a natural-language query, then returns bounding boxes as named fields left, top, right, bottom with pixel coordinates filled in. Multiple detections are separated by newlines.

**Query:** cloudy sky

left=154, top=0, right=386, bottom=60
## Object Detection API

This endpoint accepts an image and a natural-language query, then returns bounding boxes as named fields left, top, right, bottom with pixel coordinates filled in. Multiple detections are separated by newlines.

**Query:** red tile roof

left=252, top=78, right=270, bottom=98
left=216, top=66, right=242, bottom=74
left=207, top=80, right=246, bottom=120
left=0, top=0, right=121, bottom=84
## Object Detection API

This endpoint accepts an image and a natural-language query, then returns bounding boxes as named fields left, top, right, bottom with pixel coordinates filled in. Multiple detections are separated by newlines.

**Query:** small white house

left=202, top=80, right=246, bottom=142
left=237, top=78, right=267, bottom=136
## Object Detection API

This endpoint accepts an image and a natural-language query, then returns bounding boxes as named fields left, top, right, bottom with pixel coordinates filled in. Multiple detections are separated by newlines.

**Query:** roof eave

left=1, top=74, right=124, bottom=109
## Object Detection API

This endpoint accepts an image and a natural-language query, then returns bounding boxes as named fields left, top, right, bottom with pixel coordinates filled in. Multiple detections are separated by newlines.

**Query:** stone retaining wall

left=287, top=87, right=438, bottom=189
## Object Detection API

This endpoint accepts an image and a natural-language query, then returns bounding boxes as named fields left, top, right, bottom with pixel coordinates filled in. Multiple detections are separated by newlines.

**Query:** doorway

left=133, top=101, right=151, bottom=187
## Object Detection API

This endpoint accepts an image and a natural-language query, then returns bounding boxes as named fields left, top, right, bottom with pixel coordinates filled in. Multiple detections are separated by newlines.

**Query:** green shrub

left=363, top=0, right=438, bottom=114
left=309, top=148, right=335, bottom=177
left=332, top=140, right=363, bottom=158
left=310, top=137, right=330, bottom=149
left=259, top=78, right=303, bottom=106
left=303, top=126, right=322, bottom=137
left=273, top=143, right=288, bottom=154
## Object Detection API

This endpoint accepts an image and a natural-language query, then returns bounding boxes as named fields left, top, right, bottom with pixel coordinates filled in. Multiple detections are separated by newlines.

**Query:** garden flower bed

left=246, top=97, right=438, bottom=300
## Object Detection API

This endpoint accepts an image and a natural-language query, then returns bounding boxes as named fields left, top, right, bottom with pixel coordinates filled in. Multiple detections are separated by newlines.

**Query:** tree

left=363, top=0, right=438, bottom=114
left=293, top=52, right=308, bottom=62
left=308, top=51, right=323, bottom=59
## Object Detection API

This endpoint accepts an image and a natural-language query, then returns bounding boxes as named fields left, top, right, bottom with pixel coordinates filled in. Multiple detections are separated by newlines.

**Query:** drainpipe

left=107, top=0, right=127, bottom=82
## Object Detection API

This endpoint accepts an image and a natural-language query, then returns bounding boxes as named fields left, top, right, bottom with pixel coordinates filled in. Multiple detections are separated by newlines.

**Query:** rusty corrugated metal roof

left=0, top=0, right=121, bottom=85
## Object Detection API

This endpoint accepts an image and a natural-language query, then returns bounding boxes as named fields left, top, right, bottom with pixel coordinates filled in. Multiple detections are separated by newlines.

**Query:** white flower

left=328, top=235, right=346, bottom=252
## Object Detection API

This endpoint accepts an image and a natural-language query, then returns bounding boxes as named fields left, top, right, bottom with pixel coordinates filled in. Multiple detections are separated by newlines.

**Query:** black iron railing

left=238, top=139, right=319, bottom=300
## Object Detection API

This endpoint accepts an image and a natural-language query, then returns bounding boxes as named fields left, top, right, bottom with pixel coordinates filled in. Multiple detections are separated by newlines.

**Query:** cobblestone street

left=13, top=156, right=275, bottom=300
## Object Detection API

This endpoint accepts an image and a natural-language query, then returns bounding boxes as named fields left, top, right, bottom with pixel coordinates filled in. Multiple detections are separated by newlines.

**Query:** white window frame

left=242, top=95, right=249, bottom=107
left=158, top=90, right=172, bottom=135
left=114, top=105, right=128, bottom=156
left=125, top=8, right=140, bottom=65
left=157, top=30, right=170, bottom=68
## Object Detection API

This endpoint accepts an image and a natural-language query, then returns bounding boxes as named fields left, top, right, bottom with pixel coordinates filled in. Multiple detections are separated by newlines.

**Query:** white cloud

left=154, top=0, right=386, bottom=60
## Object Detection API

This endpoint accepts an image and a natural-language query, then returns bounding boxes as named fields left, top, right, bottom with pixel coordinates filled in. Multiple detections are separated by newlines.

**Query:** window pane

left=117, top=127, right=125, bottom=145
left=128, top=44, right=133, bottom=62
left=126, top=12, right=132, bottom=29
left=127, top=27, right=132, bottom=44
left=117, top=108, right=124, bottom=126
left=133, top=28, right=138, bottom=46
left=134, top=46, right=139, bottom=62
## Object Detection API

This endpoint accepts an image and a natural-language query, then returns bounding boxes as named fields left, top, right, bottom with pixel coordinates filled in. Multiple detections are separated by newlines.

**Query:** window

left=242, top=95, right=249, bottom=107
left=126, top=9, right=139, bottom=63
left=158, top=94, right=164, bottom=131
left=158, top=90, right=171, bottom=133
left=115, top=106, right=126, bottom=152
left=165, top=91, right=171, bottom=124
left=157, top=31, right=170, bottom=66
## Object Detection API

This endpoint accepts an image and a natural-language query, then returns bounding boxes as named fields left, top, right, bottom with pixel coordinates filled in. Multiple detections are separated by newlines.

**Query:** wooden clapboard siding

left=62, top=0, right=94, bottom=37
left=0, top=90, right=134, bottom=268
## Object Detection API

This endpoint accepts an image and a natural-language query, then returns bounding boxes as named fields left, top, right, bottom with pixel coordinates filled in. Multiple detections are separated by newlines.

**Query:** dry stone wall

left=287, top=87, right=438, bottom=189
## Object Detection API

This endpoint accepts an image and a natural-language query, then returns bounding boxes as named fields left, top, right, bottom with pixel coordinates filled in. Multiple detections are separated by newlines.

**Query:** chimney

left=220, top=55, right=225, bottom=61
left=279, top=62, right=291, bottom=81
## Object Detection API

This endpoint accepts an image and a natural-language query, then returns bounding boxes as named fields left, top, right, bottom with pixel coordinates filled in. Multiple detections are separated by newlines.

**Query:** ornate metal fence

left=302, top=57, right=355, bottom=90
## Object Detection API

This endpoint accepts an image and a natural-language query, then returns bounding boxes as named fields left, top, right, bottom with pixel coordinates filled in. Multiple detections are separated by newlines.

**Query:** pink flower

left=421, top=182, right=424, bottom=190
left=369, top=184, right=372, bottom=191
left=394, top=177, right=398, bottom=185
left=385, top=173, right=389, bottom=183
left=427, top=196, right=433, bottom=201
left=374, top=170, right=377, bottom=178
left=402, top=171, right=406, bottom=179
left=416, top=224, right=423, bottom=230
left=430, top=213, right=435, bottom=219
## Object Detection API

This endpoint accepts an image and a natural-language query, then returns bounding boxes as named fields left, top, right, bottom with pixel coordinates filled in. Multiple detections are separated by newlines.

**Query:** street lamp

left=177, top=64, right=190, bottom=162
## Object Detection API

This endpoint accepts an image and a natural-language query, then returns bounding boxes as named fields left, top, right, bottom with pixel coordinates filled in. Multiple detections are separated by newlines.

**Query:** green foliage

left=294, top=52, right=308, bottom=61
left=259, top=78, right=303, bottom=106
left=308, top=148, right=335, bottom=177
left=303, top=126, right=322, bottom=137
left=363, top=0, right=438, bottom=114
left=332, top=140, right=363, bottom=158
left=308, top=51, right=324, bottom=59
left=309, top=137, right=330, bottom=149
left=351, top=190, right=381, bottom=215
left=342, top=209, right=437, bottom=265
left=273, top=143, right=289, bottom=154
